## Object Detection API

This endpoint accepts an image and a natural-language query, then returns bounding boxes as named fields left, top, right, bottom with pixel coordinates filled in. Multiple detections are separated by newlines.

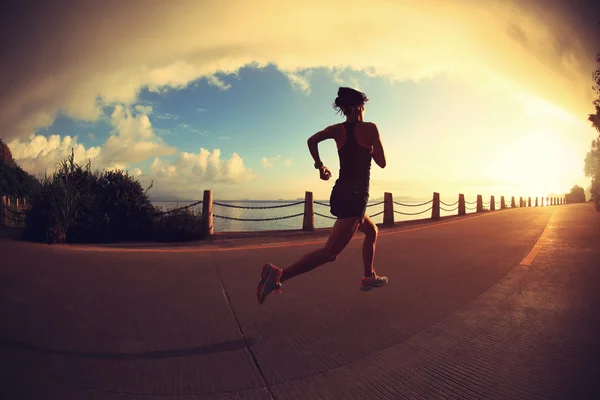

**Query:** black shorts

left=329, top=185, right=369, bottom=219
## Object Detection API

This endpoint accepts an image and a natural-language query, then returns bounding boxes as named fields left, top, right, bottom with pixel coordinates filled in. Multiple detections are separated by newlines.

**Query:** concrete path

left=0, top=204, right=598, bottom=399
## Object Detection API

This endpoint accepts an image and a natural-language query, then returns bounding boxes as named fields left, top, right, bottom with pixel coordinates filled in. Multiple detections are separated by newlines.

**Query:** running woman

left=257, top=87, right=388, bottom=304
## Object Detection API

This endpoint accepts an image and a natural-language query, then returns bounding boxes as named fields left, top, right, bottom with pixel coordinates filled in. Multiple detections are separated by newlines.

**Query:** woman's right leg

left=257, top=217, right=360, bottom=304
left=280, top=217, right=361, bottom=282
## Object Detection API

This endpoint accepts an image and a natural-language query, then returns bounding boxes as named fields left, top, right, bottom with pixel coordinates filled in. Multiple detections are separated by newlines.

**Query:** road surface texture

left=0, top=204, right=598, bottom=399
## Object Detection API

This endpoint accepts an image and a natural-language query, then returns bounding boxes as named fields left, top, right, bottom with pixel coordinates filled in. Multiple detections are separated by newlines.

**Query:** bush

left=23, top=151, right=205, bottom=243
left=151, top=204, right=205, bottom=242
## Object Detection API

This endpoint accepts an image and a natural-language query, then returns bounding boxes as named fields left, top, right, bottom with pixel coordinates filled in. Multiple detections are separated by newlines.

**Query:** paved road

left=0, top=204, right=598, bottom=399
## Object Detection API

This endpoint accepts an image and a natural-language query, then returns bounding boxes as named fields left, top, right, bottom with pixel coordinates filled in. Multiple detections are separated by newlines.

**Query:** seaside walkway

left=0, top=204, right=598, bottom=399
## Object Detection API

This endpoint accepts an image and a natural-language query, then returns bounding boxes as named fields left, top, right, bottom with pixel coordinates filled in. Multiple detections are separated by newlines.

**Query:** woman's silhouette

left=257, top=87, right=388, bottom=304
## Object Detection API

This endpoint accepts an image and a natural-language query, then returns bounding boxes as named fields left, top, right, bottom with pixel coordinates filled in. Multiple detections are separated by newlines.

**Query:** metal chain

left=394, top=206, right=433, bottom=216
left=213, top=212, right=304, bottom=222
left=314, top=212, right=336, bottom=220
left=394, top=199, right=433, bottom=207
left=314, top=201, right=330, bottom=207
left=2, top=203, right=27, bottom=215
left=366, top=200, right=385, bottom=208
left=4, top=214, right=25, bottom=223
left=440, top=200, right=459, bottom=207
left=213, top=200, right=304, bottom=209
left=152, top=200, right=203, bottom=216
left=465, top=200, right=477, bottom=205
left=370, top=210, right=384, bottom=217
left=440, top=206, right=459, bottom=212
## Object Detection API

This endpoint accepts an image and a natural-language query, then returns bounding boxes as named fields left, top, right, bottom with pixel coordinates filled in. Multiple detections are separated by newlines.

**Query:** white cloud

left=283, top=158, right=292, bottom=166
left=134, top=105, right=153, bottom=115
left=284, top=70, right=312, bottom=94
left=261, top=155, right=281, bottom=168
left=7, top=105, right=175, bottom=175
left=139, top=149, right=255, bottom=198
left=206, top=75, right=231, bottom=91
left=196, top=108, right=207, bottom=112
left=154, top=113, right=179, bottom=120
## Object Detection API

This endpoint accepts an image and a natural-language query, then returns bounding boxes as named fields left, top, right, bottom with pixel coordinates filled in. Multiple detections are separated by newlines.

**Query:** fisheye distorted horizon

left=1, top=0, right=599, bottom=201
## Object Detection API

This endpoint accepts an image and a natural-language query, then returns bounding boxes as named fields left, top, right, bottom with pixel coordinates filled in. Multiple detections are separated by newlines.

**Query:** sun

left=484, top=128, right=581, bottom=198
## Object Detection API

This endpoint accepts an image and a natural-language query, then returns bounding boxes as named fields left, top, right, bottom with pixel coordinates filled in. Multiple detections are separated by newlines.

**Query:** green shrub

left=23, top=150, right=205, bottom=243
left=151, top=204, right=204, bottom=242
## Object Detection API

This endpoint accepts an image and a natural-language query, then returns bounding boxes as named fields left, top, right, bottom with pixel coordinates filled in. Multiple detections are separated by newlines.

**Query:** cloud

left=1, top=0, right=597, bottom=143
left=283, top=158, right=292, bottom=166
left=7, top=104, right=175, bottom=175
left=134, top=105, right=153, bottom=115
left=261, top=155, right=281, bottom=168
left=284, top=70, right=312, bottom=94
left=139, top=149, right=255, bottom=198
left=154, top=112, right=179, bottom=120
left=196, top=108, right=207, bottom=112
left=206, top=75, right=232, bottom=91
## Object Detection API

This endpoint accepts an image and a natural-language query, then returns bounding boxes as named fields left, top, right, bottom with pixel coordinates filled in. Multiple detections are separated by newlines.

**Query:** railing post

left=490, top=195, right=495, bottom=211
left=476, top=194, right=483, bottom=212
left=541, top=197, right=544, bottom=207
left=500, top=196, right=506, bottom=209
left=302, top=191, right=314, bottom=231
left=519, top=196, right=523, bottom=207
left=383, top=192, right=394, bottom=225
left=458, top=194, right=466, bottom=216
left=535, top=197, right=538, bottom=207
left=432, top=192, right=440, bottom=220
left=0, top=196, right=6, bottom=229
left=527, top=197, right=531, bottom=207
left=202, top=190, right=214, bottom=236
left=511, top=196, right=516, bottom=208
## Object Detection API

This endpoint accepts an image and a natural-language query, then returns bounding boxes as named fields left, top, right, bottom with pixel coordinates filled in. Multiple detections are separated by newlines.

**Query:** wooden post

left=383, top=192, right=394, bottom=225
left=535, top=197, right=538, bottom=207
left=458, top=194, right=466, bottom=216
left=202, top=190, right=214, bottom=236
left=519, top=197, right=523, bottom=207
left=0, top=196, right=6, bottom=229
left=476, top=194, right=483, bottom=212
left=541, top=197, right=544, bottom=206
left=511, top=196, right=516, bottom=208
left=490, top=195, right=495, bottom=211
left=432, top=192, right=440, bottom=220
left=302, top=191, right=314, bottom=231
left=500, top=196, right=506, bottom=209
left=527, top=197, right=531, bottom=207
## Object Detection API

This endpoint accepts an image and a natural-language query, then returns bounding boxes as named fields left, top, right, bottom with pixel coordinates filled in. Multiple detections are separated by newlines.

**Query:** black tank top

left=336, top=121, right=372, bottom=193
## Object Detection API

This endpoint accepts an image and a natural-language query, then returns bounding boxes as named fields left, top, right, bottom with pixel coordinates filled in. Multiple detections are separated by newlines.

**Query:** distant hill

left=0, top=138, right=16, bottom=168
left=0, top=138, right=40, bottom=198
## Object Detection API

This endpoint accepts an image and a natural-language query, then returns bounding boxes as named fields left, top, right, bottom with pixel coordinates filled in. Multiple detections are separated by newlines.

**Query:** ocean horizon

left=151, top=196, right=481, bottom=233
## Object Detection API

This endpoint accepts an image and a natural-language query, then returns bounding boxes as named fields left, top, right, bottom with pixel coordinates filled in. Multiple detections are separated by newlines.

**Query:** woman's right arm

left=371, top=123, right=386, bottom=169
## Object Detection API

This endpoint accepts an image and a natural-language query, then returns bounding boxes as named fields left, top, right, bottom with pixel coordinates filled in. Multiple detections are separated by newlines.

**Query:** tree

left=585, top=52, right=600, bottom=208
left=565, top=185, right=586, bottom=204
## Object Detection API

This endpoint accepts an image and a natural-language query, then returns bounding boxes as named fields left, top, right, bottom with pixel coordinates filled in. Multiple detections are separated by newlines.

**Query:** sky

left=1, top=0, right=599, bottom=201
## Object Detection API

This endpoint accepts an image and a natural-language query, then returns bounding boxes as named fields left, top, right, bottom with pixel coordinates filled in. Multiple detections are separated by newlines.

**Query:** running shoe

left=359, top=273, right=388, bottom=291
left=257, top=263, right=283, bottom=304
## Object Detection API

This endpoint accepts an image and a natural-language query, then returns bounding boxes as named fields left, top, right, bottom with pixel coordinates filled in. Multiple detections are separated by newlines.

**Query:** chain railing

left=1, top=198, right=29, bottom=228
left=0, top=192, right=570, bottom=235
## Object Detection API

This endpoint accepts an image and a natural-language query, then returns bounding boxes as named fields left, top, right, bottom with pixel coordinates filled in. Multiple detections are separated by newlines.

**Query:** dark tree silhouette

left=565, top=185, right=586, bottom=203
left=585, top=52, right=600, bottom=208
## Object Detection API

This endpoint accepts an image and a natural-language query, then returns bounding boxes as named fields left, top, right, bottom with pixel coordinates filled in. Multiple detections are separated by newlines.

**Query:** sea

left=151, top=195, right=484, bottom=233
